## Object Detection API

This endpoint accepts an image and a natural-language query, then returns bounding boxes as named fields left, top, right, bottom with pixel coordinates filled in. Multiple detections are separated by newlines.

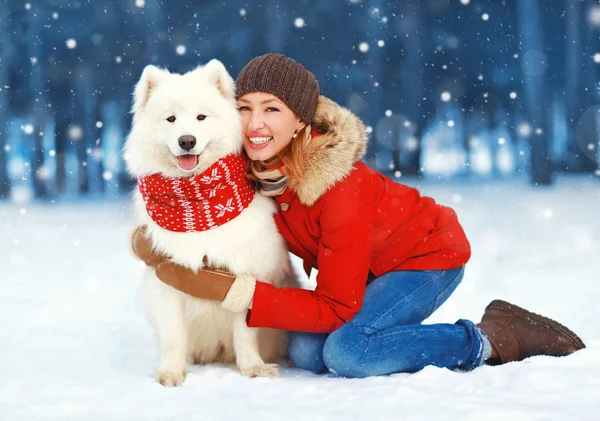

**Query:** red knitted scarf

left=138, top=154, right=254, bottom=233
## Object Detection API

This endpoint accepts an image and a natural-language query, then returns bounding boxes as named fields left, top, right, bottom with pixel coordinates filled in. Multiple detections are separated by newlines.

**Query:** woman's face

left=237, top=92, right=304, bottom=162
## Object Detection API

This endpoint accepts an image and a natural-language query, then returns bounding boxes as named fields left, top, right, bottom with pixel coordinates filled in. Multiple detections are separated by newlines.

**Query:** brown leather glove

left=155, top=261, right=236, bottom=302
left=131, top=225, right=240, bottom=304
left=131, top=225, right=168, bottom=267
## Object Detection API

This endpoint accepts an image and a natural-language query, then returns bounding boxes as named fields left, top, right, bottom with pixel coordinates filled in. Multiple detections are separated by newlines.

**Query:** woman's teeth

left=249, top=136, right=273, bottom=144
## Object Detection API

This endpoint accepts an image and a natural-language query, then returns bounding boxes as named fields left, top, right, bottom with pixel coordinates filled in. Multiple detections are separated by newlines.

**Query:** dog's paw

left=154, top=369, right=186, bottom=387
left=240, top=363, right=279, bottom=378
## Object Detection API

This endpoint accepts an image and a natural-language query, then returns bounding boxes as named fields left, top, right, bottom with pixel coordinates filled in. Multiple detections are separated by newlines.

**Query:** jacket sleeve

left=246, top=178, right=374, bottom=333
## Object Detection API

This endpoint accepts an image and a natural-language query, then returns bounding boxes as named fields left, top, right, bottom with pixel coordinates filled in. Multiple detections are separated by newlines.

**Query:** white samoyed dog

left=124, top=60, right=298, bottom=385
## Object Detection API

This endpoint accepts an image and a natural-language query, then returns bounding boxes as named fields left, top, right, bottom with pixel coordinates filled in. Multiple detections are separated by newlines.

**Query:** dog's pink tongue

left=178, top=155, right=198, bottom=170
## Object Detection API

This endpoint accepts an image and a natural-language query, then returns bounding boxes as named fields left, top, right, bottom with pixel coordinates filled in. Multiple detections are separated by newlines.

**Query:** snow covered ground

left=1, top=175, right=599, bottom=421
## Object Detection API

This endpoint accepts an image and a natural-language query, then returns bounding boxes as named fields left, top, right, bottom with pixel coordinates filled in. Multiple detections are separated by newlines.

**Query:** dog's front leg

left=142, top=274, right=189, bottom=386
left=233, top=312, right=279, bottom=377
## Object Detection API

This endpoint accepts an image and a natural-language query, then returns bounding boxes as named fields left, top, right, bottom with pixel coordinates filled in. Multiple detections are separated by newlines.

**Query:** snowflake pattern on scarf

left=138, top=154, right=254, bottom=232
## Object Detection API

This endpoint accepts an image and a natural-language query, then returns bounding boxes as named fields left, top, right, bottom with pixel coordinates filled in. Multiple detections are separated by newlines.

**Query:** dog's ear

left=203, top=59, right=235, bottom=100
left=133, top=65, right=169, bottom=113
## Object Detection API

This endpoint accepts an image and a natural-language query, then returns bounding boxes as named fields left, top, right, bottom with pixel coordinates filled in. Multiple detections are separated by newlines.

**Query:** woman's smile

left=247, top=135, right=274, bottom=148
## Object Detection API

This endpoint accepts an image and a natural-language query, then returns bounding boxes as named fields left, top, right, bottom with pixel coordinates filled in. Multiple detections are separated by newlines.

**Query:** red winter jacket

left=246, top=97, right=471, bottom=334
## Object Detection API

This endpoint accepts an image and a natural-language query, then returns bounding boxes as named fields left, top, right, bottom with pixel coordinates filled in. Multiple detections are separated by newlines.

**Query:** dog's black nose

left=178, top=135, right=196, bottom=152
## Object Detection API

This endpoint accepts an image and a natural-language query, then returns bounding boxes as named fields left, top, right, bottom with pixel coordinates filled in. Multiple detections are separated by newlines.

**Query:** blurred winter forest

left=1, top=0, right=599, bottom=203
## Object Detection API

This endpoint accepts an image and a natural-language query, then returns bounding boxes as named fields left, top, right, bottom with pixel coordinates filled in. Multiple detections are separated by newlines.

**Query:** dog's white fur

left=124, top=60, right=298, bottom=386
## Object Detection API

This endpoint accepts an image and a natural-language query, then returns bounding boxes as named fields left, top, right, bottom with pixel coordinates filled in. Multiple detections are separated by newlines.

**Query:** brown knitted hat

left=236, top=54, right=320, bottom=124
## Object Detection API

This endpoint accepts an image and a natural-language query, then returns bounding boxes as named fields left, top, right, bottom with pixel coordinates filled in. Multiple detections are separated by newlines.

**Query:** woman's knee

left=288, top=332, right=328, bottom=373
left=323, top=322, right=422, bottom=377
left=322, top=322, right=373, bottom=378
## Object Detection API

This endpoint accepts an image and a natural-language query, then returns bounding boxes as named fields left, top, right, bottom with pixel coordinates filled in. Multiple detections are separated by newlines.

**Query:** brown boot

left=477, top=300, right=585, bottom=365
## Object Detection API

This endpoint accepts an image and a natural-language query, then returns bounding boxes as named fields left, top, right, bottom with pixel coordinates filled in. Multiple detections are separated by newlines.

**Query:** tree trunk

left=364, top=0, right=385, bottom=170
left=400, top=1, right=425, bottom=176
left=0, top=1, right=11, bottom=198
left=517, top=0, right=552, bottom=185
left=26, top=7, right=50, bottom=198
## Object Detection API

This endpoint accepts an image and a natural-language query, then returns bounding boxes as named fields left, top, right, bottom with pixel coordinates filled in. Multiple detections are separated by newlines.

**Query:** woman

left=132, top=54, right=585, bottom=377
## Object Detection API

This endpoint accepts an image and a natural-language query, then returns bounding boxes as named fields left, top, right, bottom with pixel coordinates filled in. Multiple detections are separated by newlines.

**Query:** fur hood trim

left=291, top=96, right=367, bottom=206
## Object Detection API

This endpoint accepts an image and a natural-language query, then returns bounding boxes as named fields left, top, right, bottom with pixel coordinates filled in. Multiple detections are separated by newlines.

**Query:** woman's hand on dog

left=131, top=225, right=240, bottom=305
left=131, top=225, right=168, bottom=267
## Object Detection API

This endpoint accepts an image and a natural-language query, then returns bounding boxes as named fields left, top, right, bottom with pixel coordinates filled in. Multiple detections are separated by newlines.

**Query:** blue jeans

left=288, top=267, right=488, bottom=378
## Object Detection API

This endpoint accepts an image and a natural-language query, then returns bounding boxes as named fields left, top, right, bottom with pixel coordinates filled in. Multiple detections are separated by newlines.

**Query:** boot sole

left=488, top=300, right=586, bottom=350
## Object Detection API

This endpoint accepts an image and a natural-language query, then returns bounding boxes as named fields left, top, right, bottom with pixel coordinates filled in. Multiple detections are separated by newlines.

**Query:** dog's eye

left=197, top=115, right=206, bottom=121
left=166, top=116, right=176, bottom=123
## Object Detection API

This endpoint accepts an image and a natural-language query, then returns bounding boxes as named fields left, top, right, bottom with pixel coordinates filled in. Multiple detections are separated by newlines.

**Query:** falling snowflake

left=52, top=12, right=59, bottom=19
left=294, top=17, right=305, bottom=28
left=482, top=13, right=489, bottom=21
left=498, top=137, right=506, bottom=145
left=239, top=8, right=247, bottom=16
left=358, top=42, right=369, bottom=53
left=96, top=121, right=103, bottom=128
left=452, top=193, right=463, bottom=204
left=594, top=53, right=600, bottom=64
left=385, top=110, right=392, bottom=117
left=447, top=37, right=459, bottom=49
left=510, top=92, right=517, bottom=99
left=587, top=5, right=600, bottom=27
left=91, top=34, right=103, bottom=45
left=115, top=56, right=123, bottom=63
left=441, top=91, right=452, bottom=102
left=66, top=38, right=77, bottom=49
left=460, top=0, right=470, bottom=4
left=377, top=40, right=385, bottom=47
left=176, top=45, right=186, bottom=55
left=405, top=137, right=419, bottom=151
left=103, top=171, right=113, bottom=181
left=22, top=124, right=34, bottom=135
left=447, top=120, right=455, bottom=128
left=68, top=125, right=83, bottom=140
left=135, top=0, right=145, bottom=7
